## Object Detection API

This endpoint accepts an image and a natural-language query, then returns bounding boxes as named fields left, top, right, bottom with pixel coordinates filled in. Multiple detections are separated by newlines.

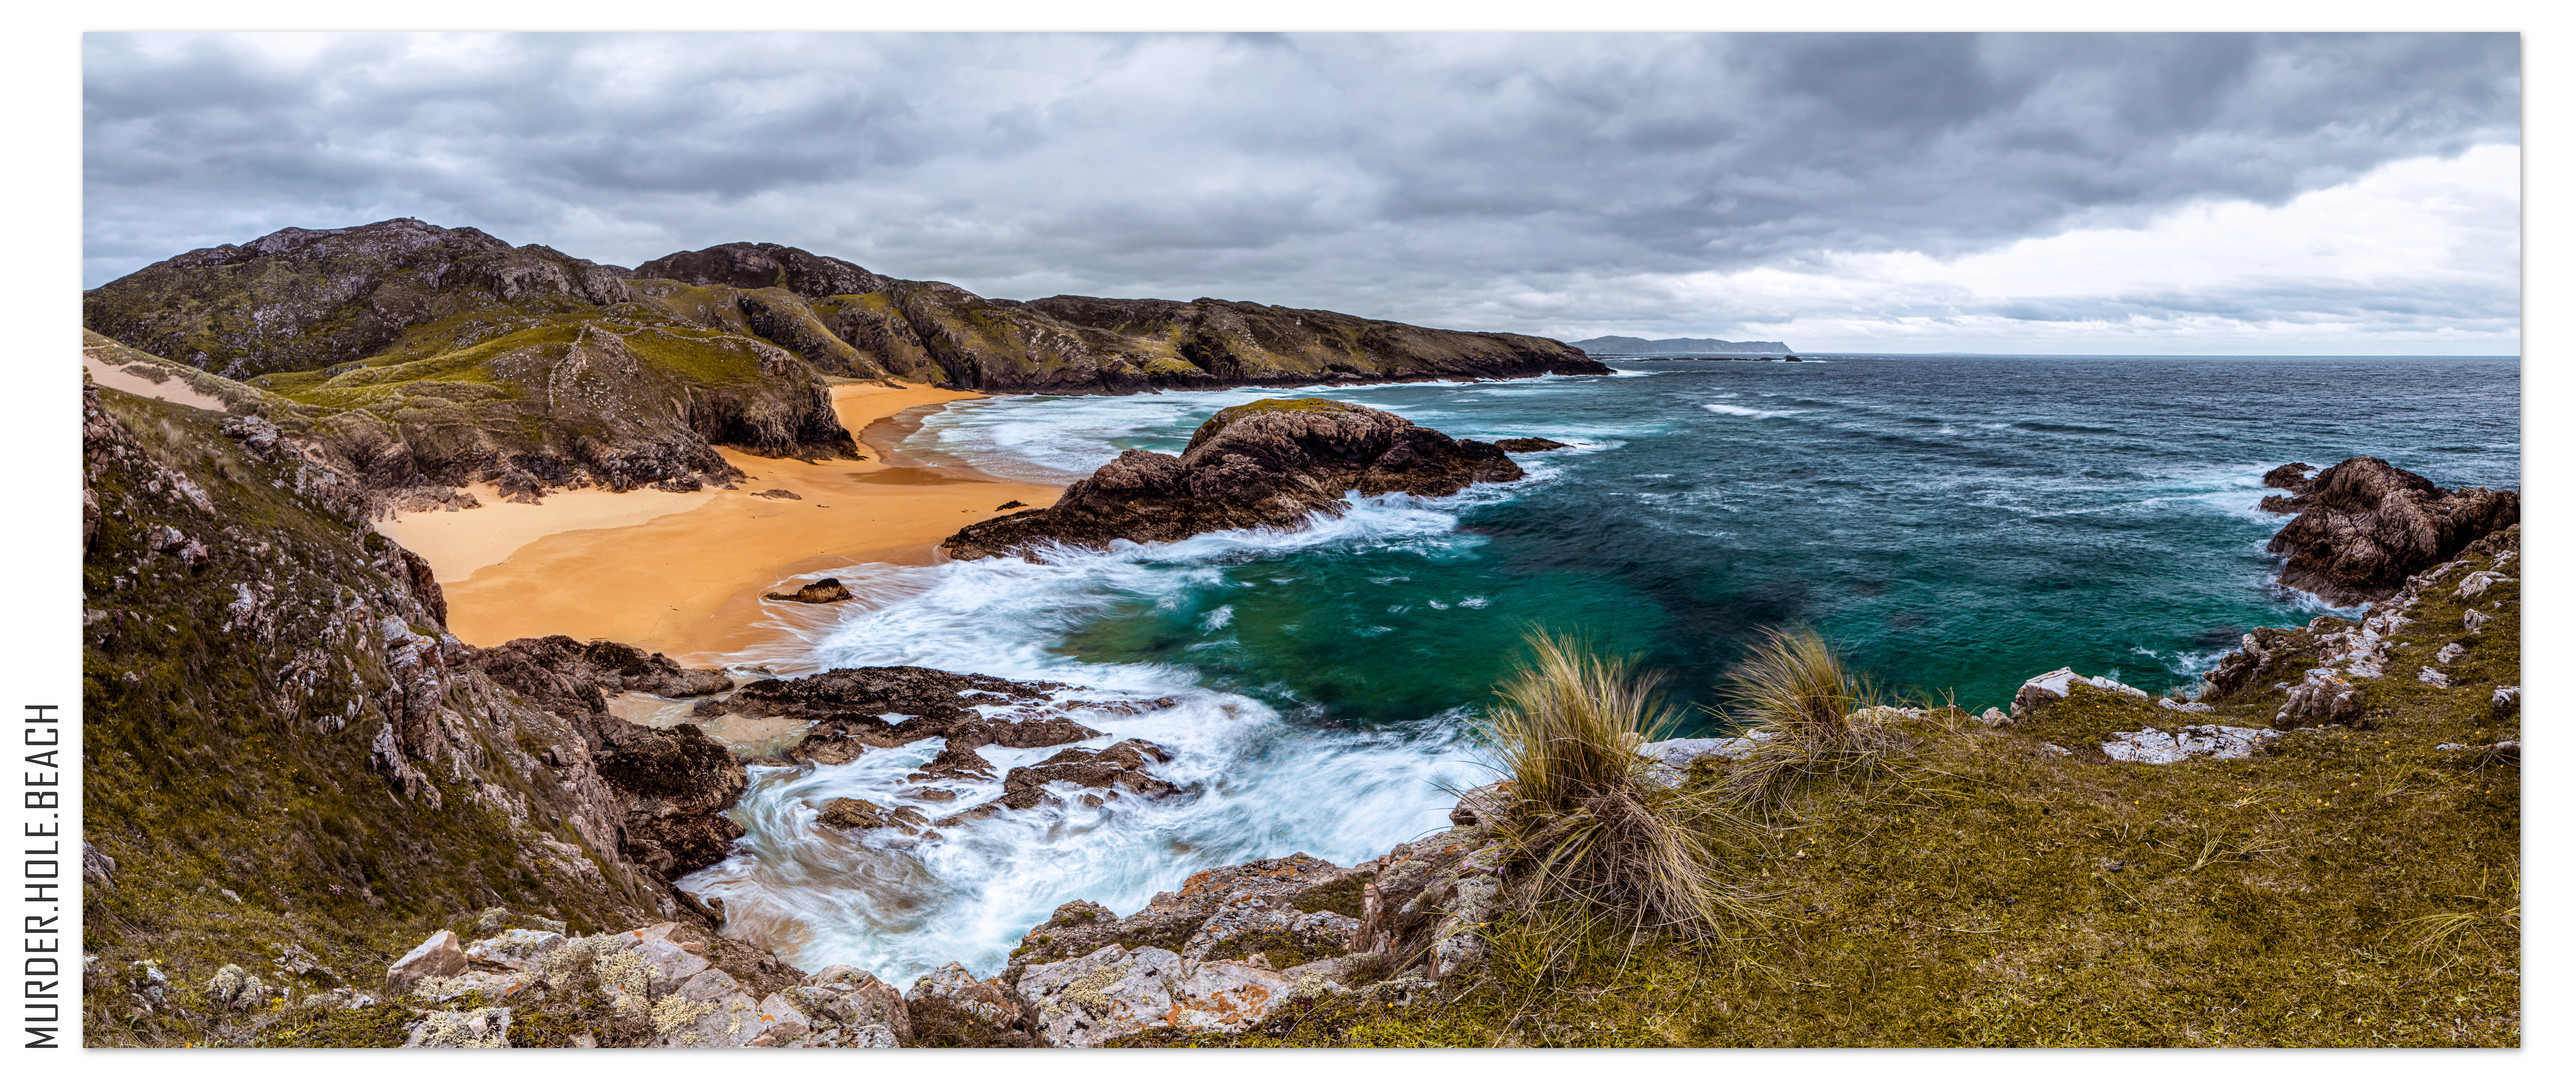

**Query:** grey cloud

left=82, top=32, right=2518, bottom=345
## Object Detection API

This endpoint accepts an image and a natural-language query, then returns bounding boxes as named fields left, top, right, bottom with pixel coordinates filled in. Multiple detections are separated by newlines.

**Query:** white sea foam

left=677, top=492, right=1508, bottom=986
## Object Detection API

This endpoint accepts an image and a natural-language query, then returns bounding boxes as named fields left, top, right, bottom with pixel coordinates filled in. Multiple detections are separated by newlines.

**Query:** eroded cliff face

left=79, top=382, right=758, bottom=1045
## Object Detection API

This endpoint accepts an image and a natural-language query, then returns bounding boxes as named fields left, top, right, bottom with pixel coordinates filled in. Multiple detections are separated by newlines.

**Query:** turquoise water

left=685, top=354, right=2519, bottom=982
left=907, top=355, right=2521, bottom=732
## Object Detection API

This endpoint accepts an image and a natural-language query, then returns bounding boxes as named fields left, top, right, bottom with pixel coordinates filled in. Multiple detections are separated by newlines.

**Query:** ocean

left=675, top=353, right=2521, bottom=985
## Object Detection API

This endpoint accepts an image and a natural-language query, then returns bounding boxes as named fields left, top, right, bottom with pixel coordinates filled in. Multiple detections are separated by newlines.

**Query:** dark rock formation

left=2261, top=456, right=2519, bottom=605
left=475, top=635, right=734, bottom=709
left=942, top=399, right=1526, bottom=560
left=1494, top=437, right=1567, bottom=453
left=592, top=723, right=749, bottom=878
left=703, top=665, right=1066, bottom=729
left=975, top=739, right=1178, bottom=814
left=763, top=577, right=851, bottom=604
left=814, top=798, right=929, bottom=835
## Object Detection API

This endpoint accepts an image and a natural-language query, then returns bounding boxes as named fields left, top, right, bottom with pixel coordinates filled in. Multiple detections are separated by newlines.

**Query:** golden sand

left=409, top=384, right=1061, bottom=663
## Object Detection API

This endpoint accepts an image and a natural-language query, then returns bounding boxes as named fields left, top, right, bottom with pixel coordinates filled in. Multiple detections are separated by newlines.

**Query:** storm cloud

left=82, top=32, right=2520, bottom=352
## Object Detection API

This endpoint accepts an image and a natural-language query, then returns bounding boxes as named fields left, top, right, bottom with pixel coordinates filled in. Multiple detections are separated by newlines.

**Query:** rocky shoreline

left=82, top=359, right=2520, bottom=1046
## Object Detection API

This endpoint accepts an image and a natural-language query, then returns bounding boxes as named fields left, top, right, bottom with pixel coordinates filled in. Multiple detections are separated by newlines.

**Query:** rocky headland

left=83, top=220, right=1605, bottom=505
left=2253, top=456, right=2519, bottom=606
left=943, top=398, right=1535, bottom=559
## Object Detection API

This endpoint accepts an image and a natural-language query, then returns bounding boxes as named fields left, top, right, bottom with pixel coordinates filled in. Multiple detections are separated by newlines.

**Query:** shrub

left=1478, top=631, right=1762, bottom=944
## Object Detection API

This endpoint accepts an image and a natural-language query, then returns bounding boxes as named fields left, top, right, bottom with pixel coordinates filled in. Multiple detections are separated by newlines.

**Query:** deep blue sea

left=679, top=354, right=2521, bottom=983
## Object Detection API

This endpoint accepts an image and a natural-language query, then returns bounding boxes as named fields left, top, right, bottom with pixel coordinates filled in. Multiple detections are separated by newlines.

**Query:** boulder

left=2261, top=456, right=2518, bottom=605
left=941, top=399, right=1527, bottom=560
left=1015, top=945, right=1181, bottom=1047
left=387, top=929, right=467, bottom=993
left=2010, top=667, right=2150, bottom=719
left=2273, top=669, right=2364, bottom=729
left=1494, top=437, right=1568, bottom=453
left=782, top=965, right=913, bottom=1047
left=764, top=577, right=852, bottom=604
left=2099, top=725, right=2283, bottom=764
left=906, top=962, right=1037, bottom=1047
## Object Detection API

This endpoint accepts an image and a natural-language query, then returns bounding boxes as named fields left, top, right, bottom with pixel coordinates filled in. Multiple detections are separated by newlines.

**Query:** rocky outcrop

left=2260, top=456, right=2519, bottom=605
left=633, top=242, right=890, bottom=300
left=591, top=724, right=750, bottom=879
left=943, top=399, right=1526, bottom=559
left=2009, top=667, right=2152, bottom=719
left=1494, top=437, right=1568, bottom=453
left=988, top=829, right=1508, bottom=1047
left=763, top=577, right=852, bottom=604
left=2099, top=725, right=2283, bottom=764
left=2202, top=528, right=2518, bottom=725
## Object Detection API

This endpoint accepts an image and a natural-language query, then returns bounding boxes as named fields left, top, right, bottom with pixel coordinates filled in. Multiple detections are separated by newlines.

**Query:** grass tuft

left=1479, top=631, right=1764, bottom=948
left=1712, top=626, right=1907, bottom=807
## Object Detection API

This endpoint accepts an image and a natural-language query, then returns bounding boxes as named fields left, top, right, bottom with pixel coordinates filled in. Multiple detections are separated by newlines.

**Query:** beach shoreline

left=381, top=383, right=1062, bottom=664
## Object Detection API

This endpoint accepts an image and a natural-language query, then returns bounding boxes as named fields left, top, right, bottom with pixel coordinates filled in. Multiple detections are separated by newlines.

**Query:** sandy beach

left=382, top=383, right=1061, bottom=663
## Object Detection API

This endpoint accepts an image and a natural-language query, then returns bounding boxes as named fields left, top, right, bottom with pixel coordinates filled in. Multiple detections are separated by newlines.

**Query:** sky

left=81, top=31, right=2521, bottom=354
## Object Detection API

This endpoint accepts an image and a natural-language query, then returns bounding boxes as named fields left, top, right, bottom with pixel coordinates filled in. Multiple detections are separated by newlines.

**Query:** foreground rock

left=2259, top=456, right=2518, bottom=605
left=943, top=399, right=1527, bottom=560
left=2100, top=725, right=2283, bottom=764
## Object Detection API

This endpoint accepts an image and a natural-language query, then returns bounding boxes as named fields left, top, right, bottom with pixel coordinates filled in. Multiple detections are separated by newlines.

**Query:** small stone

left=2464, top=608, right=2491, bottom=632
left=2437, top=642, right=2468, bottom=666
left=2418, top=667, right=2450, bottom=689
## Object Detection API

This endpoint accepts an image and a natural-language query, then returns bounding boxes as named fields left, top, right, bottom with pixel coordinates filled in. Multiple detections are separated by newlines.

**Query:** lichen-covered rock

left=2010, top=667, right=2150, bottom=719
left=780, top=965, right=912, bottom=1047
left=1014, top=945, right=1181, bottom=1047
left=387, top=930, right=467, bottom=993
left=2274, top=669, right=2364, bottom=730
left=905, top=962, right=1038, bottom=1047
left=942, top=399, right=1529, bottom=560
left=2100, top=725, right=2283, bottom=764
left=465, top=929, right=567, bottom=973
left=403, top=1005, right=512, bottom=1048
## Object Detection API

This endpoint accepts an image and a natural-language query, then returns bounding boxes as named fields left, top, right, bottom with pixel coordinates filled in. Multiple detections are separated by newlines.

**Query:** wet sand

left=404, top=384, right=1061, bottom=663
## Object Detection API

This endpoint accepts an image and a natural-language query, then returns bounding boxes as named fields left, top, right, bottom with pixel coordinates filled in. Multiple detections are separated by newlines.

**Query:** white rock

left=2011, top=667, right=2150, bottom=718
left=1639, top=730, right=1773, bottom=769
left=2101, top=725, right=2282, bottom=765
left=2418, top=667, right=2450, bottom=689
left=403, top=1006, right=511, bottom=1048
left=2156, top=699, right=2215, bottom=714
left=2436, top=642, right=2467, bottom=667
left=2455, top=571, right=2513, bottom=599
left=2275, top=669, right=2361, bottom=728
left=2464, top=608, right=2491, bottom=631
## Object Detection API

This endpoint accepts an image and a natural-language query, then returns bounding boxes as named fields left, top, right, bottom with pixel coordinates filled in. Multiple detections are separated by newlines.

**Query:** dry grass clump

left=1479, top=631, right=1762, bottom=943
left=1713, top=626, right=1910, bottom=807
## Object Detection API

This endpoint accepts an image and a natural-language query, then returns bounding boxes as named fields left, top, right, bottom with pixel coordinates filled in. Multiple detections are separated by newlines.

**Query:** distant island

left=1569, top=335, right=1794, bottom=356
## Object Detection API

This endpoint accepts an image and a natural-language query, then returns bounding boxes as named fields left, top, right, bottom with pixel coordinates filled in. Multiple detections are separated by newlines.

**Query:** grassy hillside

left=1151, top=532, right=2521, bottom=1046
left=80, top=384, right=674, bottom=1046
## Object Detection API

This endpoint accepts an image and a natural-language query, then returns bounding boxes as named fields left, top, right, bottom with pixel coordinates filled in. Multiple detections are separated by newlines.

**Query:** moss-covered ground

left=1153, top=538, right=2521, bottom=1046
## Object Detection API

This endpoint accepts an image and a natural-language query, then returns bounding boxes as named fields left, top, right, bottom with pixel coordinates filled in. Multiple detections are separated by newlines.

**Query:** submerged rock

left=941, top=399, right=1527, bottom=560
left=1494, top=437, right=1568, bottom=453
left=2261, top=456, right=2518, bottom=605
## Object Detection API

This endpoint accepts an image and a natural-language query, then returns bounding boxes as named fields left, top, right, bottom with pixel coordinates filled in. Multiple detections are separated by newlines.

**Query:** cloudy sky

left=82, top=32, right=2520, bottom=354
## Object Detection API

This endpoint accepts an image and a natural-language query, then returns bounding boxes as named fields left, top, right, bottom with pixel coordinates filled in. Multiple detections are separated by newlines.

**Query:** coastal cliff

left=83, top=221, right=1605, bottom=501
